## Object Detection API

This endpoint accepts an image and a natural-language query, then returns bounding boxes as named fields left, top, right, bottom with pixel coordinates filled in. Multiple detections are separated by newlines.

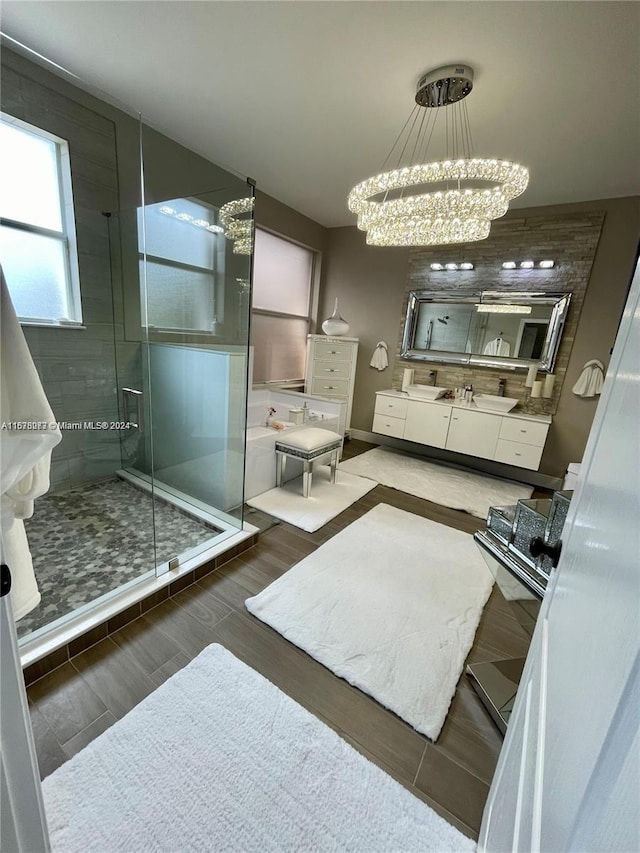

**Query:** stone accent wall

left=392, top=212, right=605, bottom=416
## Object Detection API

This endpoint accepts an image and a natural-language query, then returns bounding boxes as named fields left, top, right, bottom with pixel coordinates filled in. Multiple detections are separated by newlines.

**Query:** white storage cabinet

left=305, top=335, right=359, bottom=434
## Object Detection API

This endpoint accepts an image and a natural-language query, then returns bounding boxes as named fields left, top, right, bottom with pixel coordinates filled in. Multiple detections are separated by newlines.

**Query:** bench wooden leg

left=276, top=452, right=286, bottom=487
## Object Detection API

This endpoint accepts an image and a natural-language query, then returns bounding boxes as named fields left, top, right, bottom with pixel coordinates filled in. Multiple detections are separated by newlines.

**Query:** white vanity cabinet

left=447, top=409, right=501, bottom=460
left=494, top=417, right=549, bottom=470
left=404, top=399, right=451, bottom=448
left=372, top=393, right=407, bottom=438
left=372, top=390, right=550, bottom=471
left=305, top=335, right=359, bottom=434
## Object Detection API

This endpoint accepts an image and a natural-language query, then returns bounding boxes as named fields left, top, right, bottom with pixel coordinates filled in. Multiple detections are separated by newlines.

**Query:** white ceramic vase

left=321, top=298, right=350, bottom=336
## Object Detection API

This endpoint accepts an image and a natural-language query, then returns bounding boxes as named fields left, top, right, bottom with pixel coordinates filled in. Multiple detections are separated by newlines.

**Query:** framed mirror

left=401, top=290, right=571, bottom=372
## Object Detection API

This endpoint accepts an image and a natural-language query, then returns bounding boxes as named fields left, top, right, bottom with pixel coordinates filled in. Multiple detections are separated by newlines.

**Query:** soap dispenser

left=302, top=401, right=309, bottom=423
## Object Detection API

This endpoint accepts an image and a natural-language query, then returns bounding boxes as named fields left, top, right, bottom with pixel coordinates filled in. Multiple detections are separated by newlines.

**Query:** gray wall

left=321, top=198, right=640, bottom=478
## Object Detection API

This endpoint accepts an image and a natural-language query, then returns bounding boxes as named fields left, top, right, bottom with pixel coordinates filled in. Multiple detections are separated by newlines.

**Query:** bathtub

left=244, top=415, right=340, bottom=500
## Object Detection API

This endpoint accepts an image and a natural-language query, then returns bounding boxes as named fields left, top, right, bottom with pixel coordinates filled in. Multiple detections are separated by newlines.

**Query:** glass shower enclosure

left=13, top=95, right=253, bottom=644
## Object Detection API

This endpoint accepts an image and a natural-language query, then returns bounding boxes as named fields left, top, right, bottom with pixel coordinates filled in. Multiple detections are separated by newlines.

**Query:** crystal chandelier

left=219, top=196, right=255, bottom=254
left=347, top=65, right=529, bottom=247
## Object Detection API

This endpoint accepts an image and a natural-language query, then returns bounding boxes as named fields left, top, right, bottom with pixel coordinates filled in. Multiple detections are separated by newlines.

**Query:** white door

left=1, top=593, right=50, bottom=851
left=480, top=260, right=640, bottom=852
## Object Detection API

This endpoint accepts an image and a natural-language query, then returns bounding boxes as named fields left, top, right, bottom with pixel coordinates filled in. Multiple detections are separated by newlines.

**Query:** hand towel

left=1, top=267, right=62, bottom=620
left=572, top=359, right=605, bottom=397
left=369, top=341, right=388, bottom=371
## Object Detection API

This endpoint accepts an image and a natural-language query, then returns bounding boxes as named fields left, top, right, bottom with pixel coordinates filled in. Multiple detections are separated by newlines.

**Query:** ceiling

left=2, top=2, right=639, bottom=227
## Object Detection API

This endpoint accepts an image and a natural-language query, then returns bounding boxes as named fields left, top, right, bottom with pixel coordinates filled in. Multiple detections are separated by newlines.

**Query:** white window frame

left=251, top=227, right=319, bottom=389
left=0, top=112, right=83, bottom=326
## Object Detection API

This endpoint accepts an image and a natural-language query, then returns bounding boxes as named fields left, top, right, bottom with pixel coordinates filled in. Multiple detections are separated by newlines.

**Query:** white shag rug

left=246, top=503, right=494, bottom=740
left=339, top=447, right=533, bottom=518
left=246, top=466, right=376, bottom=532
left=42, top=644, right=475, bottom=853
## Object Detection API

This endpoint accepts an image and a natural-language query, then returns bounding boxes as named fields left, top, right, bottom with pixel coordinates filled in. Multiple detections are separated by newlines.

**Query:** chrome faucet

left=428, top=370, right=437, bottom=386
left=498, top=378, right=506, bottom=396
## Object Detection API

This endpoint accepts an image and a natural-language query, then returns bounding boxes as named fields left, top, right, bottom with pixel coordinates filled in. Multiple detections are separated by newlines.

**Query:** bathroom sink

left=473, top=394, right=519, bottom=413
left=406, top=384, right=448, bottom=401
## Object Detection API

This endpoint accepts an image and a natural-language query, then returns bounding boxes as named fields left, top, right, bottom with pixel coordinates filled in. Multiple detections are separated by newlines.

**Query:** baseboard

left=349, top=429, right=564, bottom=491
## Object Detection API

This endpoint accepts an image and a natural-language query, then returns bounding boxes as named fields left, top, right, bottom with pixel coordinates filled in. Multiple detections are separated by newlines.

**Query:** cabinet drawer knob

left=515, top=453, right=522, bottom=457
left=452, top=417, right=458, bottom=420
left=520, top=429, right=527, bottom=433
left=326, top=368, right=336, bottom=372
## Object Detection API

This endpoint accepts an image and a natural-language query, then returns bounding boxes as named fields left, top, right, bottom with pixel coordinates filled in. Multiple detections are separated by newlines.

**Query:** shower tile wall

left=2, top=55, right=140, bottom=492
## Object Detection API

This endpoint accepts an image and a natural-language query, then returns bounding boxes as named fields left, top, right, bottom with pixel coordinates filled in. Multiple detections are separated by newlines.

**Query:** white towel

left=369, top=341, right=388, bottom=371
left=1, top=267, right=62, bottom=620
left=572, top=359, right=605, bottom=398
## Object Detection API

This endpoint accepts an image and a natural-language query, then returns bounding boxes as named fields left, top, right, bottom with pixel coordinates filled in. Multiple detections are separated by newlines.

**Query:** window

left=0, top=113, right=82, bottom=325
left=138, top=199, right=223, bottom=334
left=251, top=229, right=314, bottom=384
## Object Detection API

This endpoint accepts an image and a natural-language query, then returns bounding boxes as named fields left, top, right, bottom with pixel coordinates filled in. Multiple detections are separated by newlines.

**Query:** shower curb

left=21, top=532, right=259, bottom=687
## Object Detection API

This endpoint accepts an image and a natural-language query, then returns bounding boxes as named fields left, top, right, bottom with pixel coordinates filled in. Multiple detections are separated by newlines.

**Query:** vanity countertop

left=376, top=389, right=552, bottom=425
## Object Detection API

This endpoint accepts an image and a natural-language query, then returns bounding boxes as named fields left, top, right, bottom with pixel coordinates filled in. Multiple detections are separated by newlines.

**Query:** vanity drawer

left=374, top=395, right=408, bottom=419
left=312, top=359, right=351, bottom=380
left=313, top=342, right=355, bottom=362
left=500, top=418, right=549, bottom=447
left=494, top=439, right=543, bottom=470
left=373, top=413, right=406, bottom=439
left=311, top=377, right=349, bottom=397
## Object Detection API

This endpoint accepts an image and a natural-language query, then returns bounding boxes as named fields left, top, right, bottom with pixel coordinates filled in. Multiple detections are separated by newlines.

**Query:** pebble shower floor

left=19, top=478, right=221, bottom=638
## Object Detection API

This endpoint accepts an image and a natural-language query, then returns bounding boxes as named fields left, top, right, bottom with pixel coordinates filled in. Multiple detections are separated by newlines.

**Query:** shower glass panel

left=137, top=186, right=253, bottom=565
left=132, top=123, right=253, bottom=570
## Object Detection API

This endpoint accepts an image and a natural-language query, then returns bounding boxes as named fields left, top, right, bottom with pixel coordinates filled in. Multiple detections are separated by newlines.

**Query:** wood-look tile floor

left=27, top=440, right=536, bottom=841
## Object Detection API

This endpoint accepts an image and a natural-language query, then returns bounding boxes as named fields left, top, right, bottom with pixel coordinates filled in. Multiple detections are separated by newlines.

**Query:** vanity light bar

left=430, top=260, right=554, bottom=271
left=476, top=304, right=532, bottom=314
left=501, top=260, right=555, bottom=270
left=430, top=262, right=475, bottom=271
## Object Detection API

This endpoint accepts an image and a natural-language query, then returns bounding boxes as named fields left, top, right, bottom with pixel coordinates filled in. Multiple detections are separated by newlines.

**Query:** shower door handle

left=122, top=388, right=144, bottom=430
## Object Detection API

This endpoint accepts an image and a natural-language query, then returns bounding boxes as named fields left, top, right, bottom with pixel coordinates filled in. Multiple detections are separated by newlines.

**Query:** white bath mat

left=42, top=644, right=474, bottom=853
left=340, top=446, right=533, bottom=518
left=246, top=503, right=494, bottom=740
left=246, top=466, right=376, bottom=532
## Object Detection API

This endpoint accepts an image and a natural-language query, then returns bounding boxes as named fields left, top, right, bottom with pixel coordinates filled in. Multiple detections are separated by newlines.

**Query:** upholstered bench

left=275, top=428, right=342, bottom=498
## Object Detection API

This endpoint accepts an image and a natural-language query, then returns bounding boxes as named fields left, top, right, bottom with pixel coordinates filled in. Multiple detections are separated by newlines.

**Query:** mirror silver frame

left=400, top=290, right=571, bottom=372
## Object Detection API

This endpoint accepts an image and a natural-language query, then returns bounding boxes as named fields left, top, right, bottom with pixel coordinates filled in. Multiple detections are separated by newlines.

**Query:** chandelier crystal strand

left=219, top=196, right=255, bottom=255
left=347, top=64, right=529, bottom=247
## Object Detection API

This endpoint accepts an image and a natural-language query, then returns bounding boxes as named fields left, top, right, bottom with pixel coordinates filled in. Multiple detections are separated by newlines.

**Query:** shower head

left=437, top=315, right=450, bottom=325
